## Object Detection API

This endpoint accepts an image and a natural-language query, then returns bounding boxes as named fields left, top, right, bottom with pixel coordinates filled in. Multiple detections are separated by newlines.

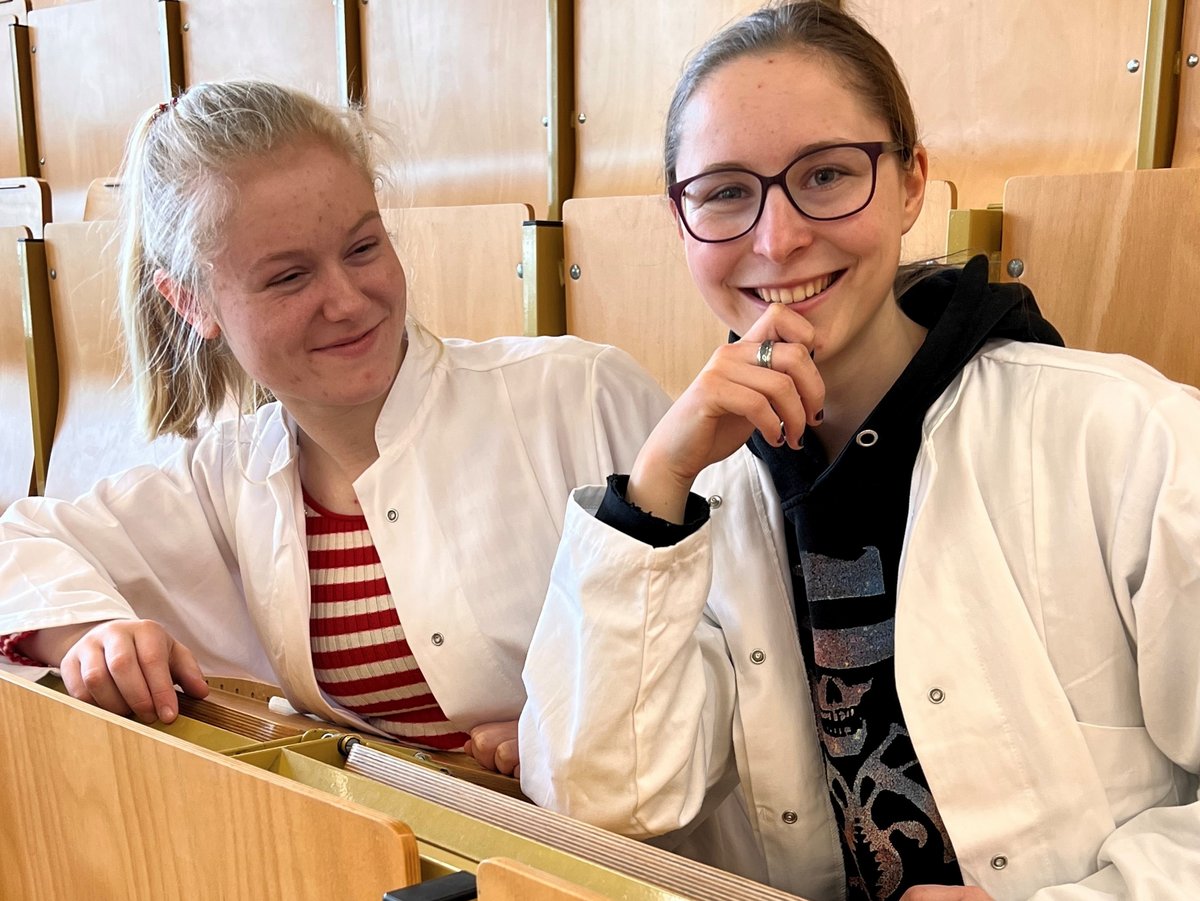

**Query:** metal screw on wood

left=569, top=264, right=581, bottom=280
left=1188, top=54, right=1199, bottom=69
left=49, top=269, right=56, bottom=279
left=515, top=263, right=524, bottom=278
left=1126, top=59, right=1140, bottom=73
left=182, top=22, right=189, bottom=30
left=577, top=113, right=587, bottom=124
left=1007, top=259, right=1025, bottom=278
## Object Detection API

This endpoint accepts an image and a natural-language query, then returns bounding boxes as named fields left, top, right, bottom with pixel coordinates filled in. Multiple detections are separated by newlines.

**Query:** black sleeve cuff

left=594, top=474, right=710, bottom=548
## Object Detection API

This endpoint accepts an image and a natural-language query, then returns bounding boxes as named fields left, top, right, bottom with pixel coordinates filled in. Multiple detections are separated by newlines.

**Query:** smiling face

left=196, top=140, right=407, bottom=426
left=672, top=51, right=926, bottom=369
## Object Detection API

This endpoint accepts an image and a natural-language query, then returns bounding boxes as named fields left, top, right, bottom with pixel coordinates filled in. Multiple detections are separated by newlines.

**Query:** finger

left=493, top=738, right=519, bottom=777
left=513, top=763, right=521, bottom=781
left=726, top=337, right=824, bottom=429
left=467, top=721, right=519, bottom=772
left=168, top=640, right=209, bottom=701
left=132, top=627, right=183, bottom=723
left=105, top=629, right=158, bottom=723
left=740, top=300, right=817, bottom=347
left=710, top=351, right=817, bottom=447
left=58, top=649, right=95, bottom=707
left=76, top=638, right=134, bottom=717
left=900, top=886, right=988, bottom=901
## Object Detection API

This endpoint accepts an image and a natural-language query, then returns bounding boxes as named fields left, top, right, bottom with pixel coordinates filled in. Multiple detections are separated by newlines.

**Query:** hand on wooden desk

left=900, top=886, right=995, bottom=900
left=57, top=619, right=209, bottom=725
left=464, top=719, right=520, bottom=778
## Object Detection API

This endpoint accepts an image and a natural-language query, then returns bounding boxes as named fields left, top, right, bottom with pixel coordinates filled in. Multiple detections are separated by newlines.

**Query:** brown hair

left=118, top=80, right=381, bottom=439
left=663, top=1, right=920, bottom=187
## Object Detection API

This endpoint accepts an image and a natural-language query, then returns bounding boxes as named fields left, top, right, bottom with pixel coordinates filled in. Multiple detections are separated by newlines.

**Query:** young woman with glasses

left=520, top=4, right=1200, bottom=900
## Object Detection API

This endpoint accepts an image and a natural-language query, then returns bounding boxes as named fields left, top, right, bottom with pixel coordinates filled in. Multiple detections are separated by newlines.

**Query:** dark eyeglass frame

left=667, top=140, right=908, bottom=244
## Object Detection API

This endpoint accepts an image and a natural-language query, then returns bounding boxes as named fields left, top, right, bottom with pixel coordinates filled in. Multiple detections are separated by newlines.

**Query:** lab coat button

left=750, top=648, right=766, bottom=665
left=781, top=810, right=798, bottom=824
left=928, top=687, right=945, bottom=704
left=707, top=494, right=722, bottom=509
left=431, top=632, right=445, bottom=646
left=386, top=509, right=399, bottom=522
left=991, top=854, right=1008, bottom=870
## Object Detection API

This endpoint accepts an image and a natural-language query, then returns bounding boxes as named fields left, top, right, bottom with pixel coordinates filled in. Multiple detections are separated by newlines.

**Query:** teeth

left=758, top=273, right=834, bottom=304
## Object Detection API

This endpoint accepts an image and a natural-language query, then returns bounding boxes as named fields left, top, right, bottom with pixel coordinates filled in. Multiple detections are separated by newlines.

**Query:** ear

left=898, top=144, right=929, bottom=236
left=153, top=269, right=220, bottom=341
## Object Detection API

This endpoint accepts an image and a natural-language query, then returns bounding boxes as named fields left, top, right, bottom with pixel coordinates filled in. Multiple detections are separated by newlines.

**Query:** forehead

left=213, top=141, right=376, bottom=256
left=674, top=51, right=884, bottom=175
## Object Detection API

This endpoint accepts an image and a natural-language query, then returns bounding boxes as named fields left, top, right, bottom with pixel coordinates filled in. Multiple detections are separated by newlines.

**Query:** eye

left=806, top=167, right=846, bottom=189
left=687, top=176, right=758, bottom=208
left=267, top=269, right=305, bottom=287
left=350, top=239, right=379, bottom=256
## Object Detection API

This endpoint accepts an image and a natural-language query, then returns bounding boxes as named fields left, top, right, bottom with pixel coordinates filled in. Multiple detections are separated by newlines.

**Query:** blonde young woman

left=520, top=3, right=1200, bottom=900
left=0, top=81, right=667, bottom=772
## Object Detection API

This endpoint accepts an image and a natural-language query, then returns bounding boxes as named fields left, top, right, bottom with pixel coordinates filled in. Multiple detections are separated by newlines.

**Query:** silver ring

left=756, top=339, right=775, bottom=370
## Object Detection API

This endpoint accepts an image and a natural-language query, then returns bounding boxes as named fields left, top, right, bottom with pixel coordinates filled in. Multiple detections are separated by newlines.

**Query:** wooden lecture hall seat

left=27, top=0, right=176, bottom=223
left=1176, top=0, right=1200, bottom=167
left=40, top=220, right=184, bottom=500
left=361, top=0, right=553, bottom=216
left=0, top=223, right=34, bottom=510
left=1000, top=167, right=1200, bottom=390
left=382, top=203, right=533, bottom=342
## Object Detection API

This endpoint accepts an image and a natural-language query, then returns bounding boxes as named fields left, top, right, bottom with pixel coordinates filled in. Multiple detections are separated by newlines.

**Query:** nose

left=320, top=262, right=373, bottom=322
left=751, top=183, right=815, bottom=263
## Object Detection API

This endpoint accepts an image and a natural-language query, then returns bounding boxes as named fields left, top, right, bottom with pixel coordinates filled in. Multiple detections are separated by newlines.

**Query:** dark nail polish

left=815, top=409, right=825, bottom=422
left=809, top=348, right=816, bottom=360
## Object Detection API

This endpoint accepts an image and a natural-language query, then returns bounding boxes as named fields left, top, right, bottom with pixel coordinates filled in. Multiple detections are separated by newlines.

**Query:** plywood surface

left=1175, top=0, right=1200, bottom=166
left=1001, top=168, right=1200, bottom=387
left=0, top=224, right=33, bottom=509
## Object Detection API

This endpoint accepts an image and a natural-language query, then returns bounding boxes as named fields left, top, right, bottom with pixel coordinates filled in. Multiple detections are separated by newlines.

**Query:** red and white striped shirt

left=305, top=492, right=469, bottom=751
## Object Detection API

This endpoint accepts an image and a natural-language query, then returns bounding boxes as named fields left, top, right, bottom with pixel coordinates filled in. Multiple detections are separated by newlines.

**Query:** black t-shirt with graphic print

left=595, top=258, right=1062, bottom=899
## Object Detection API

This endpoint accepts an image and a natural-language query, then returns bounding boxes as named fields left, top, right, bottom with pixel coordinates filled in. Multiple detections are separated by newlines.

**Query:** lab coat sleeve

left=519, top=487, right=739, bottom=839
left=1028, top=388, right=1200, bottom=900
left=0, top=432, right=251, bottom=674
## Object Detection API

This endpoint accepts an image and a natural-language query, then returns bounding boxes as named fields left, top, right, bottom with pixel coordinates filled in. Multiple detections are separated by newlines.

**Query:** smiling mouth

left=750, top=270, right=845, bottom=305
left=319, top=324, right=378, bottom=351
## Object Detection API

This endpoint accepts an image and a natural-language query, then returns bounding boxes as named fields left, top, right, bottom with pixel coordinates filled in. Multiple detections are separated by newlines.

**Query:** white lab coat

left=522, top=340, right=1200, bottom=900
left=0, top=321, right=670, bottom=735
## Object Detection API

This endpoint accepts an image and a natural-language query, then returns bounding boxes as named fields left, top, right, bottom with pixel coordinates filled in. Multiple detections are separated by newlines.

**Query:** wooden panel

left=0, top=1, right=29, bottom=24
left=0, top=175, right=47, bottom=232
left=1177, top=0, right=1200, bottom=166
left=564, top=195, right=726, bottom=397
left=848, top=0, right=1148, bottom=208
left=900, top=178, right=954, bottom=262
left=28, top=0, right=171, bottom=222
left=0, top=17, right=23, bottom=177
left=0, top=224, right=33, bottom=509
left=82, top=174, right=119, bottom=219
left=179, top=0, right=343, bottom=100
left=1001, top=169, right=1200, bottom=387
left=381, top=203, right=531, bottom=341
left=42, top=220, right=184, bottom=499
left=361, top=1, right=549, bottom=214
left=477, top=858, right=608, bottom=901
left=0, top=671, right=420, bottom=900
left=572, top=0, right=762, bottom=198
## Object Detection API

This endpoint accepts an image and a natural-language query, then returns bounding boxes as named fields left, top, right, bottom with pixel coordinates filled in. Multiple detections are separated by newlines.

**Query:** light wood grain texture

left=382, top=203, right=531, bottom=341
left=0, top=224, right=33, bottom=509
left=29, top=0, right=170, bottom=222
left=362, top=1, right=549, bottom=214
left=179, top=0, right=342, bottom=100
left=0, top=175, right=47, bottom=232
left=82, top=174, right=118, bottom=220
left=847, top=0, right=1147, bottom=208
left=1177, top=0, right=1200, bottom=166
left=0, top=14, right=23, bottom=176
left=0, top=670, right=420, bottom=901
left=1001, top=168, right=1200, bottom=387
left=41, top=220, right=185, bottom=499
left=564, top=195, right=726, bottom=398
left=0, top=1, right=29, bottom=24
left=477, top=858, right=609, bottom=901
left=900, top=178, right=955, bottom=262
left=572, top=0, right=762, bottom=198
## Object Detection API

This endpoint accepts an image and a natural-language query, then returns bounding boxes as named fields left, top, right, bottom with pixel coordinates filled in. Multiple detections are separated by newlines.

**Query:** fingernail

left=815, top=408, right=824, bottom=422
left=158, top=706, right=174, bottom=723
left=777, top=422, right=787, bottom=446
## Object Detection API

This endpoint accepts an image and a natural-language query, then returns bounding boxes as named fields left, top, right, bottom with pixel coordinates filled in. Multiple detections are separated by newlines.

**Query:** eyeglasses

left=667, top=141, right=907, bottom=244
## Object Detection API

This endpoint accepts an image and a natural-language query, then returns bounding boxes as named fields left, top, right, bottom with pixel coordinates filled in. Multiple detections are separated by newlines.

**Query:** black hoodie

left=744, top=255, right=1062, bottom=901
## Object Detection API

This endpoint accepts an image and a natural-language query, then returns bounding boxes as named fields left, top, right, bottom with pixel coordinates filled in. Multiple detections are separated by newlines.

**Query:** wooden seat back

left=0, top=224, right=33, bottom=509
left=1176, top=0, right=1200, bottom=166
left=1001, top=168, right=1200, bottom=387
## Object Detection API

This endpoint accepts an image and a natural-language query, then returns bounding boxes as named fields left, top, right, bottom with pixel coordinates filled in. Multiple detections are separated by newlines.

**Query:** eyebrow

left=691, top=137, right=858, bottom=176
left=247, top=210, right=383, bottom=274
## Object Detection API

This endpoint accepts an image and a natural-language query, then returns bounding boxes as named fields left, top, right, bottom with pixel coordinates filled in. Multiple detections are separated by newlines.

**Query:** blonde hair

left=118, top=80, right=381, bottom=439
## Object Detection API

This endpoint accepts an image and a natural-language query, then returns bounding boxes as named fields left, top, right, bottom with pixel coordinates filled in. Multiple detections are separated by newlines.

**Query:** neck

left=295, top=397, right=386, bottom=515
left=813, top=297, right=927, bottom=457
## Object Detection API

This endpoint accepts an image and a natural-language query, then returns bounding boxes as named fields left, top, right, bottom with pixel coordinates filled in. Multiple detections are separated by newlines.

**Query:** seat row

left=0, top=0, right=1197, bottom=222
left=3, top=164, right=1198, bottom=514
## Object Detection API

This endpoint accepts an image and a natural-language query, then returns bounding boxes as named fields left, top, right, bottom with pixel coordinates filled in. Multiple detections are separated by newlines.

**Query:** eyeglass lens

left=678, top=145, right=880, bottom=241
